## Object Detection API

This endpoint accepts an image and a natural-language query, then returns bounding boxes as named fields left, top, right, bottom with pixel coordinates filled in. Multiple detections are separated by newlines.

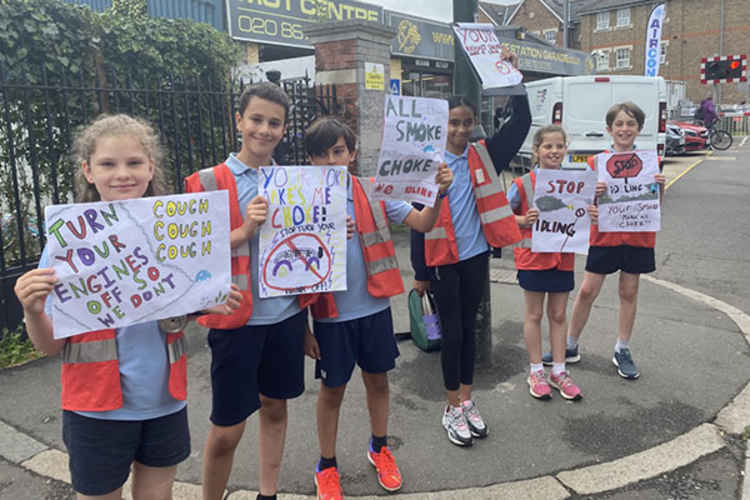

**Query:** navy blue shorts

left=62, top=407, right=190, bottom=496
left=208, top=310, right=306, bottom=426
left=517, top=268, right=574, bottom=292
left=585, top=245, right=656, bottom=275
left=313, top=307, right=399, bottom=388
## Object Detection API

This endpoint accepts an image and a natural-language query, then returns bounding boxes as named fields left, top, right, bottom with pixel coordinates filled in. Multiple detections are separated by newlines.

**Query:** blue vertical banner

left=644, top=3, right=666, bottom=77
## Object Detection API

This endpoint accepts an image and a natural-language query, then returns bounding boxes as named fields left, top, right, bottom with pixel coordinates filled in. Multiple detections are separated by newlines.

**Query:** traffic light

left=701, top=55, right=747, bottom=83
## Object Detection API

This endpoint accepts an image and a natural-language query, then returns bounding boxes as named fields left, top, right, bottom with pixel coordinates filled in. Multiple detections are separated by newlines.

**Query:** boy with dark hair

left=304, top=116, right=452, bottom=499
left=185, top=82, right=313, bottom=500
left=545, top=100, right=665, bottom=380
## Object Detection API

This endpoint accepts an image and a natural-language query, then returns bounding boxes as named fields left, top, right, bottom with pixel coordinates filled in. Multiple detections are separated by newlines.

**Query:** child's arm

left=401, top=163, right=453, bottom=233
left=515, top=207, right=538, bottom=228
left=587, top=205, right=599, bottom=225
left=230, top=195, right=268, bottom=248
left=14, top=268, right=65, bottom=356
left=655, top=173, right=666, bottom=203
left=194, top=284, right=244, bottom=317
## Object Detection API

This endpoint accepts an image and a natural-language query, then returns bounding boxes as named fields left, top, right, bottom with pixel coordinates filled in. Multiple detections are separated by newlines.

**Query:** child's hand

left=525, top=207, right=539, bottom=226
left=587, top=204, right=599, bottom=225
left=14, top=268, right=57, bottom=315
left=654, top=173, right=666, bottom=186
left=413, top=279, right=430, bottom=297
left=243, top=195, right=268, bottom=237
left=304, top=329, right=321, bottom=360
left=595, top=181, right=607, bottom=197
left=435, top=162, right=453, bottom=193
left=199, top=285, right=243, bottom=316
left=500, top=46, right=519, bottom=69
left=346, top=216, right=355, bottom=239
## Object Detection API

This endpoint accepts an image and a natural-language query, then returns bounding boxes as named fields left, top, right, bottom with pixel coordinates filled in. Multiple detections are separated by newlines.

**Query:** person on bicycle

left=699, top=94, right=718, bottom=128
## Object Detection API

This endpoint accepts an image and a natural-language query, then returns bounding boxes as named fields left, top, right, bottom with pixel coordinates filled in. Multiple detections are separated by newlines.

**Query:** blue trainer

left=541, top=345, right=581, bottom=366
left=613, top=348, right=640, bottom=379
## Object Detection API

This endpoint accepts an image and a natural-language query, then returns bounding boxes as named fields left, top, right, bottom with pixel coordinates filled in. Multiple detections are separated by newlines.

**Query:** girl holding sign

left=411, top=89, right=528, bottom=447
left=508, top=125, right=597, bottom=401
left=14, top=114, right=241, bottom=500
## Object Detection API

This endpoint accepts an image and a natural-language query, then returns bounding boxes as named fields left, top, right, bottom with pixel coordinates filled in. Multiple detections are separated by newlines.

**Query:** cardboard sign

left=453, top=23, right=523, bottom=91
left=531, top=169, right=597, bottom=255
left=45, top=192, right=231, bottom=339
left=597, top=150, right=661, bottom=232
left=372, top=95, right=448, bottom=205
left=258, top=166, right=347, bottom=297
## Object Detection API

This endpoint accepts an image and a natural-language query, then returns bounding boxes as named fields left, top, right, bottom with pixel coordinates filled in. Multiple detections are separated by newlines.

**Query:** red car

left=669, top=121, right=709, bottom=151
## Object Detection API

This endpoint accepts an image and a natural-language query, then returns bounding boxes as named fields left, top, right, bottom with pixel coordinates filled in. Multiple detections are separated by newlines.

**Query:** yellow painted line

left=665, top=152, right=711, bottom=191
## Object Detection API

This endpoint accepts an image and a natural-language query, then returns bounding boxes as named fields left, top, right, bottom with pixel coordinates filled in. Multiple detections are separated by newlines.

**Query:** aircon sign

left=227, top=0, right=383, bottom=48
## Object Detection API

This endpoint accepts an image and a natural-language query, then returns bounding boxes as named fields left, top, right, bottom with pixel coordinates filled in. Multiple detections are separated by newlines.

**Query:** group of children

left=14, top=73, right=664, bottom=500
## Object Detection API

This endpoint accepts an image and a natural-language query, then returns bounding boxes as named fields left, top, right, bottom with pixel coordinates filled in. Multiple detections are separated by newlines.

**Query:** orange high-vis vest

left=310, top=176, right=404, bottom=319
left=185, top=164, right=253, bottom=329
left=425, top=141, right=521, bottom=266
left=60, top=328, right=187, bottom=412
left=512, top=171, right=575, bottom=271
left=184, top=163, right=317, bottom=329
left=587, top=153, right=655, bottom=248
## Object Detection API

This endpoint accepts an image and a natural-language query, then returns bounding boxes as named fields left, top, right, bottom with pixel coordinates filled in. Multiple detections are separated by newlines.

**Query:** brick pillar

left=305, top=21, right=396, bottom=177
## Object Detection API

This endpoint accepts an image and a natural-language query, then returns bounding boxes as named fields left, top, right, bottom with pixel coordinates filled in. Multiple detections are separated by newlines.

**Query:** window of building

left=660, top=40, right=668, bottom=64
left=594, top=50, right=609, bottom=71
left=529, top=30, right=541, bottom=37
left=616, top=8, right=631, bottom=27
left=615, top=47, right=631, bottom=69
left=544, top=30, right=557, bottom=43
left=596, top=12, right=609, bottom=30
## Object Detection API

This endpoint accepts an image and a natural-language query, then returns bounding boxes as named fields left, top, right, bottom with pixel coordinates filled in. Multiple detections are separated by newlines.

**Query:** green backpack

left=408, top=289, right=442, bottom=352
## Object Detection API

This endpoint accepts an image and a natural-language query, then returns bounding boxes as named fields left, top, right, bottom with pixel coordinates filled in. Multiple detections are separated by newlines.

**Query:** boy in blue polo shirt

left=303, top=117, right=452, bottom=499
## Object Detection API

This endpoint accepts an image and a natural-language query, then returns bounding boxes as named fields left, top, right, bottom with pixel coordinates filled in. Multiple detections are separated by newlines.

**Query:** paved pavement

left=1, top=147, right=749, bottom=499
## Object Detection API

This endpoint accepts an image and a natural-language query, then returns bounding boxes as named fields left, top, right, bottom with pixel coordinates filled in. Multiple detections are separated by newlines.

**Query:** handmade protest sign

left=531, top=169, right=597, bottom=255
left=453, top=23, right=523, bottom=91
left=596, top=150, right=661, bottom=232
left=258, top=165, right=347, bottom=298
left=44, top=192, right=231, bottom=339
left=373, top=95, right=448, bottom=205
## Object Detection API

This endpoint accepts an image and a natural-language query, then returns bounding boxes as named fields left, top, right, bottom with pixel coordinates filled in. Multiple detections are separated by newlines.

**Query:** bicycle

left=699, top=120, right=733, bottom=151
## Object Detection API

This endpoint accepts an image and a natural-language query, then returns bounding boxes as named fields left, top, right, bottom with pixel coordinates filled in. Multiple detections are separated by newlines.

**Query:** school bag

left=408, top=289, right=442, bottom=352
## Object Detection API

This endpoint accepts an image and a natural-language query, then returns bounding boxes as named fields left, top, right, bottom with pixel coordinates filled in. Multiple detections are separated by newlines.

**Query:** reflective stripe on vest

left=425, top=226, right=447, bottom=240
left=62, top=337, right=117, bottom=364
left=167, top=335, right=186, bottom=364
left=516, top=173, right=534, bottom=249
left=357, top=177, right=400, bottom=278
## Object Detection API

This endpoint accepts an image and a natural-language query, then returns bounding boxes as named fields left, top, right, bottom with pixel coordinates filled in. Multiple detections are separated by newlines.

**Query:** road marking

left=741, top=136, right=748, bottom=147
left=665, top=152, right=711, bottom=191
left=705, top=156, right=736, bottom=160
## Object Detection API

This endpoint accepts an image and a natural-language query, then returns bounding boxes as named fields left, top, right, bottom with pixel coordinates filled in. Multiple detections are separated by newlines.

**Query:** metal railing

left=0, top=69, right=340, bottom=333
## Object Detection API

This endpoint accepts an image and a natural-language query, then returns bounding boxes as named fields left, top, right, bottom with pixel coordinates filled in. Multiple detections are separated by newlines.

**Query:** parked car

left=669, top=121, right=709, bottom=151
left=665, top=123, right=685, bottom=156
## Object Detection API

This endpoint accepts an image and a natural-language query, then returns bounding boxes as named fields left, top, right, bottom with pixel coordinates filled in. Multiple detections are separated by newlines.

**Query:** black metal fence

left=0, top=68, right=341, bottom=334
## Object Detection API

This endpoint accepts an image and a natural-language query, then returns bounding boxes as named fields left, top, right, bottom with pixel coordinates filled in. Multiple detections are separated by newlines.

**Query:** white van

left=519, top=75, right=667, bottom=169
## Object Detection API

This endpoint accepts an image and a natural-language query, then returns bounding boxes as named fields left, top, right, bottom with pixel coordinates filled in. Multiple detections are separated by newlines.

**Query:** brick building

left=479, top=0, right=580, bottom=48
left=486, top=0, right=750, bottom=105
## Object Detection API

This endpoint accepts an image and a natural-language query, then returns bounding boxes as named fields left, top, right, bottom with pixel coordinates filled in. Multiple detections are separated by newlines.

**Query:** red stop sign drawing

left=495, top=60, right=511, bottom=75
left=606, top=153, right=643, bottom=182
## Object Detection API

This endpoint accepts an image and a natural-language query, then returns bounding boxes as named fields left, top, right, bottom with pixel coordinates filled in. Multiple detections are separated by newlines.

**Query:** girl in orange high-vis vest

left=509, top=125, right=597, bottom=403
left=411, top=49, right=528, bottom=448
left=14, top=114, right=241, bottom=500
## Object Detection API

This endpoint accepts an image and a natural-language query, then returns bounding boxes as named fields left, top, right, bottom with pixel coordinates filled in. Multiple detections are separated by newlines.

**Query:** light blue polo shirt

left=507, top=167, right=539, bottom=211
left=315, top=174, right=412, bottom=323
left=39, top=248, right=185, bottom=421
left=224, top=154, right=301, bottom=325
left=443, top=145, right=490, bottom=261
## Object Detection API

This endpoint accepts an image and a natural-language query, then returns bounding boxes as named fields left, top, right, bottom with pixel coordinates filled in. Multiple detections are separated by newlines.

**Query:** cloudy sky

left=371, top=0, right=514, bottom=23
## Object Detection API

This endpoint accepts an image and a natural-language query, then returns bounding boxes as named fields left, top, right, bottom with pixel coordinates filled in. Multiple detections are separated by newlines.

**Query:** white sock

left=615, top=339, right=629, bottom=353
left=552, top=363, right=566, bottom=376
left=567, top=337, right=579, bottom=349
left=530, top=363, right=544, bottom=374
